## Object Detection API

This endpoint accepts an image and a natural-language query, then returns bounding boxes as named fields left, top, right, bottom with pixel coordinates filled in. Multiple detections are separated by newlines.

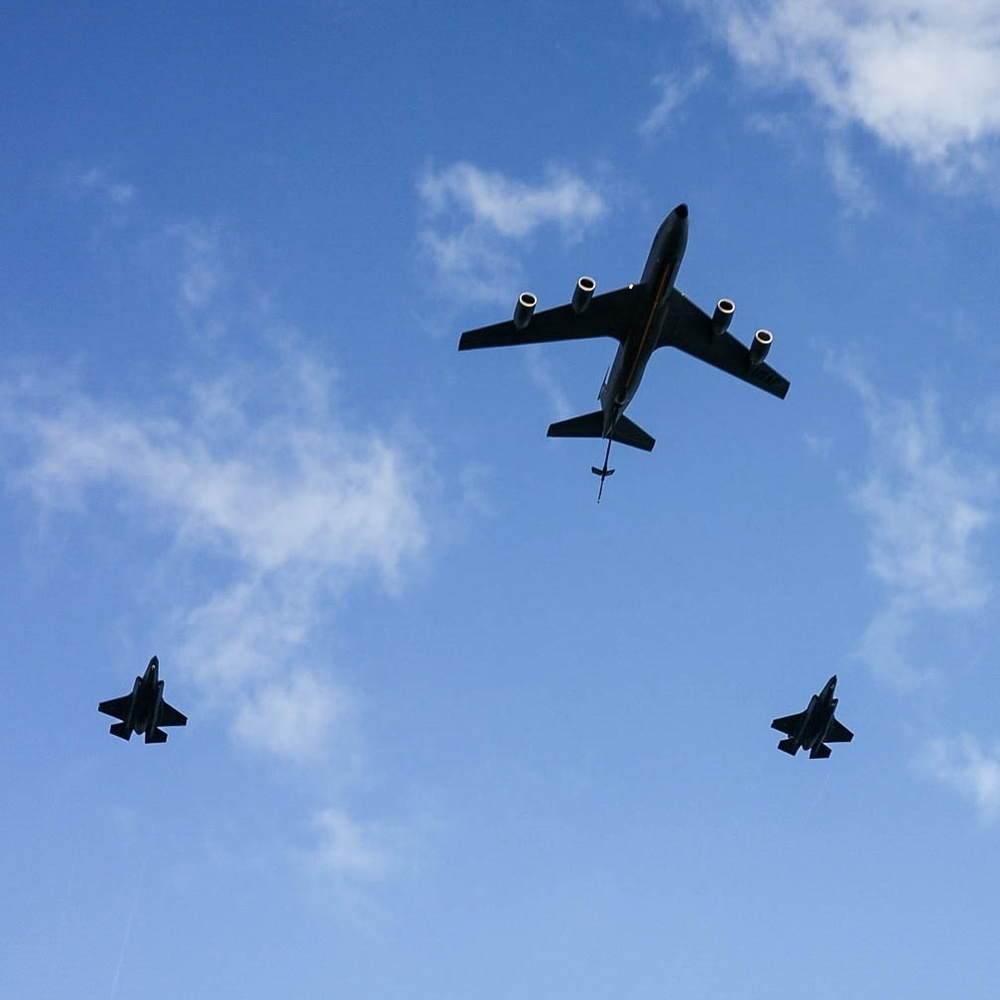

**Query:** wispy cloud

left=418, top=161, right=607, bottom=305
left=836, top=361, right=996, bottom=685
left=627, top=0, right=667, bottom=17
left=523, top=346, right=573, bottom=422
left=232, top=671, right=354, bottom=764
left=825, top=135, right=878, bottom=215
left=6, top=165, right=434, bottom=892
left=2, top=358, right=428, bottom=759
left=639, top=67, right=710, bottom=138
left=168, top=220, right=228, bottom=312
left=3, top=167, right=433, bottom=792
left=311, top=809, right=405, bottom=879
left=921, top=735, right=1000, bottom=822
left=61, top=165, right=136, bottom=207
left=696, top=0, right=1000, bottom=188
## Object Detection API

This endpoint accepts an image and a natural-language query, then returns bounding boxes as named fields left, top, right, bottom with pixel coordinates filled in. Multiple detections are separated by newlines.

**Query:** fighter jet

left=98, top=655, right=187, bottom=744
left=771, top=675, right=853, bottom=759
left=458, top=204, right=789, bottom=500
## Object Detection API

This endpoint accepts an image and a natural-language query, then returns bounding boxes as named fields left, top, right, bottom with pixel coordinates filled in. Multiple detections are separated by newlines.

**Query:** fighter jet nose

left=675, top=203, right=689, bottom=219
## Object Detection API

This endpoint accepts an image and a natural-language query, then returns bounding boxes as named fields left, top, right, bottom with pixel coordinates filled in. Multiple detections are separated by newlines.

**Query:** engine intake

left=711, top=299, right=735, bottom=338
left=513, top=292, right=537, bottom=330
left=572, top=276, right=596, bottom=314
left=749, top=329, right=772, bottom=366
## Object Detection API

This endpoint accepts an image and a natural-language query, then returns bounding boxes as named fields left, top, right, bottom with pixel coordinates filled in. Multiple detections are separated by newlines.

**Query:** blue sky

left=2, top=1, right=1000, bottom=996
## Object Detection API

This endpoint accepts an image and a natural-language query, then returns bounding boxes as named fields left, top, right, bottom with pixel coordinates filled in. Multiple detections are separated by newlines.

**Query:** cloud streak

left=922, top=735, right=1000, bottom=822
left=639, top=67, right=709, bottom=138
left=1, top=351, right=429, bottom=766
left=837, top=363, right=996, bottom=685
left=17, top=169, right=441, bottom=882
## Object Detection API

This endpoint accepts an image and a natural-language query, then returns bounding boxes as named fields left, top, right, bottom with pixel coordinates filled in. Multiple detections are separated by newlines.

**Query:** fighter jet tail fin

left=145, top=728, right=169, bottom=744
left=547, top=410, right=605, bottom=440
left=809, top=744, right=832, bottom=759
left=109, top=722, right=132, bottom=741
left=777, top=738, right=799, bottom=755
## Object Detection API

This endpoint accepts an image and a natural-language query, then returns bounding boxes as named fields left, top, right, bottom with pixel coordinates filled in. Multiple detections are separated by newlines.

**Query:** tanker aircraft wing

left=458, top=285, right=641, bottom=350
left=659, top=290, right=790, bottom=399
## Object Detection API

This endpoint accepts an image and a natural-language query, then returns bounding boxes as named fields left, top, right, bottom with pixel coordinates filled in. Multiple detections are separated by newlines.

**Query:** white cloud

left=523, top=346, right=573, bottom=422
left=700, top=0, right=1000, bottom=180
left=13, top=363, right=425, bottom=586
left=922, top=734, right=1000, bottom=821
left=232, top=671, right=353, bottom=764
left=419, top=161, right=605, bottom=240
left=312, top=809, right=398, bottom=878
left=418, top=161, right=607, bottom=304
left=168, top=221, right=227, bottom=311
left=1, top=355, right=429, bottom=760
left=837, top=363, right=996, bottom=683
left=639, top=68, right=710, bottom=138
left=62, top=165, right=136, bottom=206
left=825, top=136, right=878, bottom=215
left=4, top=183, right=436, bottom=885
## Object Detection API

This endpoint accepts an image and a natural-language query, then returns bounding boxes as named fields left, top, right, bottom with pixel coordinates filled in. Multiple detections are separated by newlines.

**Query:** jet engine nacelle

left=711, top=299, right=735, bottom=338
left=513, top=291, right=537, bottom=330
left=572, top=276, right=596, bottom=314
left=749, top=329, right=773, bottom=366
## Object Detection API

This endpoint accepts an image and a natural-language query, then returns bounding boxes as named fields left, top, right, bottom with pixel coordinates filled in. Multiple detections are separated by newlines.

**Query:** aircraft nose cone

left=675, top=203, right=689, bottom=219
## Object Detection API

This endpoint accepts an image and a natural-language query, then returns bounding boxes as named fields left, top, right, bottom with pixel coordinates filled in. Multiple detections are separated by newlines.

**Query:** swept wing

left=98, top=695, right=133, bottom=722
left=459, top=286, right=642, bottom=350
left=659, top=290, right=790, bottom=399
left=771, top=711, right=806, bottom=737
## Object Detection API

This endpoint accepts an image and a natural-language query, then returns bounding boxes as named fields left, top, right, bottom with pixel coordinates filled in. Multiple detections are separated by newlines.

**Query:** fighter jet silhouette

left=98, top=655, right=187, bottom=744
left=771, top=675, right=853, bottom=759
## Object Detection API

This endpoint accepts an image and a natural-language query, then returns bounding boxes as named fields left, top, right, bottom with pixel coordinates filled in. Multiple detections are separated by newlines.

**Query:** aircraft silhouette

left=771, top=675, right=853, bottom=759
left=459, top=204, right=789, bottom=499
left=98, top=655, right=187, bottom=744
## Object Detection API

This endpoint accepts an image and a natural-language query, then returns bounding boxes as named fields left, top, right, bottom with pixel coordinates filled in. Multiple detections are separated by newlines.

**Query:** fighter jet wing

left=771, top=711, right=806, bottom=736
left=98, top=695, right=133, bottom=721
left=658, top=289, right=790, bottom=399
left=459, top=285, right=642, bottom=350
left=826, top=719, right=854, bottom=743
left=158, top=701, right=188, bottom=728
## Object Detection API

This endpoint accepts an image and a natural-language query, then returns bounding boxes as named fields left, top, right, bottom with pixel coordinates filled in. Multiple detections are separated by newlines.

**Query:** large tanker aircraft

left=458, top=204, right=789, bottom=499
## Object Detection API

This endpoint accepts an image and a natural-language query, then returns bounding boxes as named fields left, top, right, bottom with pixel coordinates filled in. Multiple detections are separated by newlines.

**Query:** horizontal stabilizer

left=109, top=722, right=132, bottom=741
left=547, top=410, right=605, bottom=440
left=809, top=744, right=832, bottom=759
left=611, top=415, right=655, bottom=452
left=145, top=728, right=168, bottom=744
left=777, top=738, right=799, bottom=756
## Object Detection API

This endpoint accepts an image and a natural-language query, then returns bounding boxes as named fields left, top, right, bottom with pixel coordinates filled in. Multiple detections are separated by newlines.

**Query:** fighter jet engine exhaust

left=749, top=329, right=772, bottom=366
left=710, top=298, right=735, bottom=337
left=572, top=276, right=596, bottom=314
left=513, top=291, right=537, bottom=330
